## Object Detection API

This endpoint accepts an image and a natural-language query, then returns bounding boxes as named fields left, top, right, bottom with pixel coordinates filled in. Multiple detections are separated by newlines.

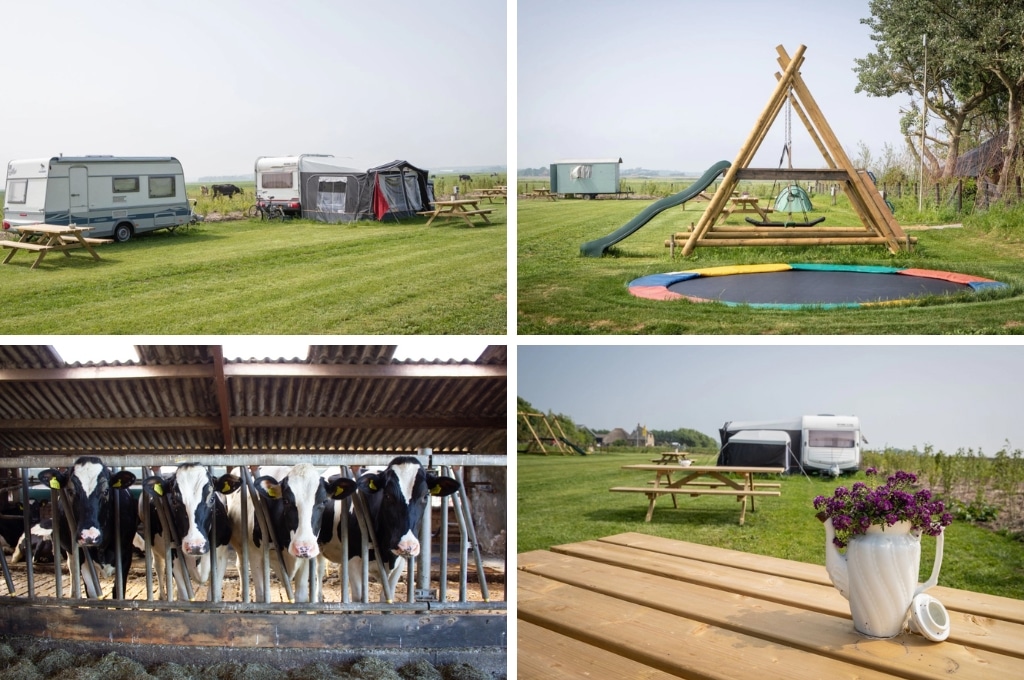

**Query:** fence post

left=935, top=182, right=940, bottom=206
left=957, top=179, right=963, bottom=213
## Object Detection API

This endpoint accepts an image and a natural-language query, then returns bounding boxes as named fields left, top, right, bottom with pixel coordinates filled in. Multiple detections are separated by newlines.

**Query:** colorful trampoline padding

left=628, top=263, right=1008, bottom=309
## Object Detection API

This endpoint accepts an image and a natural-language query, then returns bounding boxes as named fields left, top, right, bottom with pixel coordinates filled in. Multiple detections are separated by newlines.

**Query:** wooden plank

left=599, top=533, right=1024, bottom=626
left=693, top=237, right=892, bottom=247
left=521, top=549, right=1024, bottom=674
left=622, top=465, right=783, bottom=473
left=736, top=168, right=851, bottom=181
left=519, top=568, right=899, bottom=680
left=609, top=487, right=780, bottom=496
left=518, top=620, right=679, bottom=680
left=2, top=242, right=52, bottom=251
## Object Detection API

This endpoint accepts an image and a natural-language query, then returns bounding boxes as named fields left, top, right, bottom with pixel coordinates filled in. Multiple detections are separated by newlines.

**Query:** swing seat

left=745, top=216, right=827, bottom=227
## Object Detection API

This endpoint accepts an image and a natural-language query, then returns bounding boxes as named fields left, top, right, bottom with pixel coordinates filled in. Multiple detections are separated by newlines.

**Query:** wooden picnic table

left=716, top=195, right=773, bottom=224
left=418, top=199, right=493, bottom=227
left=651, top=451, right=689, bottom=464
left=1, top=223, right=110, bottom=269
left=611, top=464, right=783, bottom=524
left=519, top=532, right=1024, bottom=680
left=472, top=186, right=507, bottom=204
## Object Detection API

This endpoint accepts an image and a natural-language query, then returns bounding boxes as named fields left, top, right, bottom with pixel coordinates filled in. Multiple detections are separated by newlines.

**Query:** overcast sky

left=518, top=345, right=1024, bottom=456
left=518, top=0, right=909, bottom=171
left=3, top=0, right=506, bottom=180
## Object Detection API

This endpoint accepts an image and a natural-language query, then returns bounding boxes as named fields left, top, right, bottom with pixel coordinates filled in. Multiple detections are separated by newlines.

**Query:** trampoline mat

left=666, top=270, right=966, bottom=305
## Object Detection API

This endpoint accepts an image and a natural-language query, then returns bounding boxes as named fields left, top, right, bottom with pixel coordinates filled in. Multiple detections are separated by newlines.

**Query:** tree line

left=855, top=1, right=1024, bottom=196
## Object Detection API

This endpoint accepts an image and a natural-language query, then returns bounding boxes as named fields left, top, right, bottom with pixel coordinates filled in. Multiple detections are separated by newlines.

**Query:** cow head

left=143, top=464, right=241, bottom=556
left=359, top=456, right=460, bottom=559
left=256, top=464, right=356, bottom=560
left=39, top=457, right=136, bottom=547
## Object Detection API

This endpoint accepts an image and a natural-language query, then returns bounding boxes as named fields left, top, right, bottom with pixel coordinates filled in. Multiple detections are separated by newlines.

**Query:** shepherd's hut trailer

left=3, top=156, right=195, bottom=242
left=718, top=415, right=862, bottom=475
left=549, top=158, right=623, bottom=198
left=255, top=155, right=433, bottom=222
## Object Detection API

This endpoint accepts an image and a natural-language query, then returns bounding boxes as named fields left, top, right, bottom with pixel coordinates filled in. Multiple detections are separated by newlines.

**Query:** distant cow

left=211, top=183, right=243, bottom=198
left=200, top=186, right=209, bottom=196
left=227, top=464, right=356, bottom=603
left=458, top=174, right=472, bottom=182
left=318, top=456, right=460, bottom=601
left=0, top=497, right=40, bottom=553
left=38, top=457, right=137, bottom=599
left=11, top=519, right=54, bottom=564
left=141, top=464, right=241, bottom=601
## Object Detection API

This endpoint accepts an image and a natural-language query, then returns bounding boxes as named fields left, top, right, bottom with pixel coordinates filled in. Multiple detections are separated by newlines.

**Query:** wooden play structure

left=672, top=45, right=916, bottom=255
left=518, top=412, right=587, bottom=455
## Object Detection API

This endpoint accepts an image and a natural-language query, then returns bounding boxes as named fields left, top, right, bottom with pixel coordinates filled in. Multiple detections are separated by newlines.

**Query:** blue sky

left=2, top=0, right=506, bottom=179
left=518, top=0, right=910, bottom=171
left=518, top=344, right=1024, bottom=456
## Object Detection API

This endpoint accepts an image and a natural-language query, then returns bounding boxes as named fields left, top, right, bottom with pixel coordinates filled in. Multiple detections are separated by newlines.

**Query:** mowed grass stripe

left=0, top=214, right=505, bottom=334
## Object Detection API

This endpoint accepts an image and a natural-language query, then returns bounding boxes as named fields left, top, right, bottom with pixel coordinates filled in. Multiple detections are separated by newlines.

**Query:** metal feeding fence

left=0, top=344, right=506, bottom=662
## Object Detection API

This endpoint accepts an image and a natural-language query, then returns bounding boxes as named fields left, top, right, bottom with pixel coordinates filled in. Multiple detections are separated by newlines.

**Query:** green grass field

left=517, top=450, right=1024, bottom=599
left=517, top=189, right=1024, bottom=334
left=0, top=207, right=506, bottom=334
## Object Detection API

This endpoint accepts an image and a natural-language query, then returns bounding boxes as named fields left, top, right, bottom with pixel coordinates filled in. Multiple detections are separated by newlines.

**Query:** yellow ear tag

left=48, top=478, right=61, bottom=490
left=267, top=486, right=281, bottom=499
left=221, top=481, right=233, bottom=493
left=431, top=484, right=442, bottom=495
left=153, top=482, right=164, bottom=496
left=368, top=480, right=378, bottom=491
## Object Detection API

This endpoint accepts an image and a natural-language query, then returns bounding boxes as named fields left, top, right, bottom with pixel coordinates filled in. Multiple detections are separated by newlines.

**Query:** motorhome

left=719, top=414, right=862, bottom=475
left=3, top=156, right=196, bottom=242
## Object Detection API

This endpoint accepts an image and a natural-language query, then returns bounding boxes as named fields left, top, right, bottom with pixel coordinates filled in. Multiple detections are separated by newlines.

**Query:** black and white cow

left=318, top=456, right=460, bottom=601
left=38, top=457, right=137, bottom=598
left=458, top=174, right=472, bottom=182
left=0, top=496, right=39, bottom=552
left=11, top=519, right=54, bottom=564
left=226, top=464, right=356, bottom=603
left=211, top=183, right=243, bottom=198
left=140, top=464, right=241, bottom=600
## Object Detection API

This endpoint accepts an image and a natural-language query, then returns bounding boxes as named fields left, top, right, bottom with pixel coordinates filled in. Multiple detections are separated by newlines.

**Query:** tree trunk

left=997, top=79, right=1024, bottom=199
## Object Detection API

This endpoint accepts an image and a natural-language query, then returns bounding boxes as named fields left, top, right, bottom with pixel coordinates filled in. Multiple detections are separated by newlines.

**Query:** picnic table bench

left=612, top=464, right=783, bottom=524
left=2, top=223, right=108, bottom=269
left=519, top=532, right=1024, bottom=679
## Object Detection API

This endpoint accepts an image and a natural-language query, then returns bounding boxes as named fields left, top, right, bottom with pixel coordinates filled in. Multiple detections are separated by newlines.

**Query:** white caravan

left=720, top=414, right=862, bottom=475
left=3, top=156, right=196, bottom=242
left=255, top=154, right=344, bottom=216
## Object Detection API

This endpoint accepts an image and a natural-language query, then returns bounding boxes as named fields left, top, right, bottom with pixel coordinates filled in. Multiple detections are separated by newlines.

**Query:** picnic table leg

left=2, top=249, right=17, bottom=265
left=656, top=471, right=678, bottom=508
left=644, top=493, right=658, bottom=522
left=31, top=251, right=48, bottom=269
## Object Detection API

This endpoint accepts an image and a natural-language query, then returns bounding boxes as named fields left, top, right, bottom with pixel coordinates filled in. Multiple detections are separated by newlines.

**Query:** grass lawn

left=0, top=209, right=506, bottom=334
left=517, top=450, right=1024, bottom=599
left=517, top=194, right=1024, bottom=334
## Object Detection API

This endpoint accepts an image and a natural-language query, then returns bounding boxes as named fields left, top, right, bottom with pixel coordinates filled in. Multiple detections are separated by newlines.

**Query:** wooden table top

left=433, top=199, right=480, bottom=206
left=519, top=532, right=1024, bottom=679
left=623, top=464, right=784, bottom=474
left=15, top=223, right=92, bottom=234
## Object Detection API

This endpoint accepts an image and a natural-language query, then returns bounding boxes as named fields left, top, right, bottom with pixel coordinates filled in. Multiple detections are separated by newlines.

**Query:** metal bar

left=50, top=487, right=62, bottom=600
left=339, top=465, right=353, bottom=604
left=238, top=467, right=250, bottom=604
left=0, top=595, right=506, bottom=613
left=241, top=466, right=292, bottom=603
left=350, top=487, right=394, bottom=603
left=0, top=453, right=507, bottom=469
left=439, top=481, right=450, bottom=602
left=20, top=469, right=33, bottom=596
left=141, top=472, right=154, bottom=601
left=113, top=476, right=123, bottom=600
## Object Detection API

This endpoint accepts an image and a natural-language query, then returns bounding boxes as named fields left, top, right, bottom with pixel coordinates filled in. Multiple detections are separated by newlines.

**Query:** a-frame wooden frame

left=679, top=45, right=916, bottom=256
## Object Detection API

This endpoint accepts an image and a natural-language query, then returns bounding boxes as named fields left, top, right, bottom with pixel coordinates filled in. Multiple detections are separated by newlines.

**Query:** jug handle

left=915, top=527, right=944, bottom=596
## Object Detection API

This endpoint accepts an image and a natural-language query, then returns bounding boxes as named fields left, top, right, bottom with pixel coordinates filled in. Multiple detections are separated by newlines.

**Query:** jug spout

left=824, top=518, right=850, bottom=599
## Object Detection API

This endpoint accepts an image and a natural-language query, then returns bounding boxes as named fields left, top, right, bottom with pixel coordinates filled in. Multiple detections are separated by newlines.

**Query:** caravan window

left=148, top=176, right=176, bottom=199
left=262, top=172, right=293, bottom=189
left=112, top=177, right=140, bottom=193
left=807, top=430, right=857, bottom=448
left=7, top=179, right=28, bottom=204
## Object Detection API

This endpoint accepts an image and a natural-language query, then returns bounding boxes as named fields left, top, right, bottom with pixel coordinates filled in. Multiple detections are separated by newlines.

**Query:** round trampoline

left=628, top=264, right=1008, bottom=309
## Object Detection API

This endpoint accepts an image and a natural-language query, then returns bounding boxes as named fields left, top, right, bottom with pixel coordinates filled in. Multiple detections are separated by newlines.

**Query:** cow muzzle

left=78, top=527, right=102, bottom=546
left=393, top=535, right=421, bottom=558
left=290, top=542, right=319, bottom=559
left=182, top=538, right=209, bottom=556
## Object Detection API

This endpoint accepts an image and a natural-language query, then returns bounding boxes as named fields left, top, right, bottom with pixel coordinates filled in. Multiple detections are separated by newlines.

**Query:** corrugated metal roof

left=0, top=345, right=505, bottom=458
left=552, top=158, right=623, bottom=165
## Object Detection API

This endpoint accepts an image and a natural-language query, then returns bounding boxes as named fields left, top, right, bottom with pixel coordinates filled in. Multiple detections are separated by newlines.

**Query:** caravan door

left=69, top=166, right=89, bottom=223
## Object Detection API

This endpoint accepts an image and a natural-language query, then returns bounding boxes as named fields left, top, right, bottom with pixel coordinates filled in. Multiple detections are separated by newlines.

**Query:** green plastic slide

left=579, top=160, right=732, bottom=257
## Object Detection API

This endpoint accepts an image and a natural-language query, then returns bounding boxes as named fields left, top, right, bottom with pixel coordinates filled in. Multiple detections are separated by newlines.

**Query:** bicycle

left=246, top=198, right=287, bottom=221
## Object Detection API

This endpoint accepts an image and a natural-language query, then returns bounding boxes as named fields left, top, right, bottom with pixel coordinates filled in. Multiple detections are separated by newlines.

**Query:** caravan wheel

left=113, top=223, right=133, bottom=242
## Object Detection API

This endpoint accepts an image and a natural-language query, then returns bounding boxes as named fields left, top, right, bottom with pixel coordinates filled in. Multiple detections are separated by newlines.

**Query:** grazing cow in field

left=226, top=464, right=356, bottom=603
left=211, top=183, right=243, bottom=198
left=140, top=464, right=241, bottom=600
left=0, top=497, right=39, bottom=551
left=200, top=186, right=209, bottom=196
left=458, top=174, right=472, bottom=182
left=11, top=519, right=54, bottom=564
left=38, top=457, right=137, bottom=598
left=318, top=456, right=460, bottom=601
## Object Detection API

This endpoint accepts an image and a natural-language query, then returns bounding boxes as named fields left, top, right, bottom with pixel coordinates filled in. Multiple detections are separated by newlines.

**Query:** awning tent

left=299, top=159, right=433, bottom=223
left=717, top=429, right=799, bottom=472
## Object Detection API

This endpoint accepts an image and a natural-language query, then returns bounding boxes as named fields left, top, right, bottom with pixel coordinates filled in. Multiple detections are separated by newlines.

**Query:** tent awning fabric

left=299, top=159, right=432, bottom=223
left=726, top=430, right=791, bottom=446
